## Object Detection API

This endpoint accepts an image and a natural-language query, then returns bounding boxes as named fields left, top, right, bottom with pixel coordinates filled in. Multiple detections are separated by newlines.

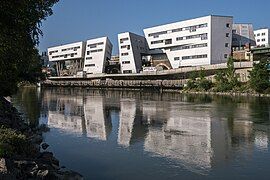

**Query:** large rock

left=0, top=158, right=8, bottom=173
left=38, top=152, right=59, bottom=167
left=41, top=142, right=50, bottom=150
left=0, top=158, right=16, bottom=179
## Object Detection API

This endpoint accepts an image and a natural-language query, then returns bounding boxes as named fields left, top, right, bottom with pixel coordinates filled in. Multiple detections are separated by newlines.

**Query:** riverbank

left=42, top=79, right=270, bottom=98
left=0, top=97, right=83, bottom=179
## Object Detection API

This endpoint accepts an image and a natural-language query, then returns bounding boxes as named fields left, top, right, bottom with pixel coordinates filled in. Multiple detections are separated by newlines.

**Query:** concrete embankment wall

left=43, top=62, right=253, bottom=89
left=42, top=79, right=187, bottom=89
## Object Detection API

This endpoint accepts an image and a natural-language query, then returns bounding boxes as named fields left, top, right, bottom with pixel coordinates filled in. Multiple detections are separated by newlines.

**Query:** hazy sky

left=39, top=0, right=270, bottom=55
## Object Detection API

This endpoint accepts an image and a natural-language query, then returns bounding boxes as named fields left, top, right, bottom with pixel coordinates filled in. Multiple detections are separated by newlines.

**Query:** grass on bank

left=184, top=57, right=270, bottom=94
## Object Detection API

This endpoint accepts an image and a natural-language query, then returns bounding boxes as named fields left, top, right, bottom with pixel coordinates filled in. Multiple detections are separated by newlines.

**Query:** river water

left=12, top=87, right=270, bottom=180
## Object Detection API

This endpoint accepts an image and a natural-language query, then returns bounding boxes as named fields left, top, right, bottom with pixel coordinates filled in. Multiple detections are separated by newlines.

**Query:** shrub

left=0, top=126, right=31, bottom=158
left=198, top=79, right=212, bottom=91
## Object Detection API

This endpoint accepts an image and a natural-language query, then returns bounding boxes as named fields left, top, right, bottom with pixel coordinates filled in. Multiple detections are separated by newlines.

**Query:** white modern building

left=232, top=24, right=256, bottom=48
left=84, top=37, right=113, bottom=74
left=48, top=37, right=112, bottom=76
left=254, top=28, right=270, bottom=47
left=118, top=32, right=149, bottom=73
left=48, top=41, right=85, bottom=76
left=143, top=15, right=233, bottom=69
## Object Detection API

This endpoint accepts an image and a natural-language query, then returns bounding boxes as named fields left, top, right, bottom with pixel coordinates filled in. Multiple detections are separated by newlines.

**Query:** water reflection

left=13, top=87, right=270, bottom=176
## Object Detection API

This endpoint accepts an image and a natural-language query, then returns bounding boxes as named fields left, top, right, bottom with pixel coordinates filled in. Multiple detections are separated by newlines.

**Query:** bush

left=198, top=79, right=212, bottom=91
left=0, top=126, right=31, bottom=158
left=186, top=79, right=198, bottom=90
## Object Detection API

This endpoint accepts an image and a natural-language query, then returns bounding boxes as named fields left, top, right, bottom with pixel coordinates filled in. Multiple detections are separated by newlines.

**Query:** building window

left=201, top=33, right=208, bottom=40
left=148, top=31, right=167, bottom=37
left=225, top=43, right=229, bottom=47
left=262, top=39, right=266, bottom=42
left=87, top=51, right=90, bottom=55
left=257, top=33, right=260, bottom=36
left=71, top=53, right=74, bottom=57
left=226, top=33, right=229, bottom=37
left=88, top=42, right=104, bottom=48
left=176, top=37, right=183, bottom=41
left=90, top=49, right=103, bottom=53
left=49, top=50, right=58, bottom=55
left=257, top=39, right=260, bottom=42
left=224, top=54, right=228, bottom=58
left=226, top=23, right=230, bottom=28
left=122, top=61, right=130, bottom=64
left=89, top=45, right=97, bottom=49
left=121, top=45, right=130, bottom=49
left=262, top=33, right=266, bottom=36
left=121, top=52, right=129, bottom=56
left=171, top=43, right=207, bottom=51
left=123, top=70, right=132, bottom=74
left=174, top=57, right=180, bottom=61
left=86, top=57, right=92, bottom=60
left=172, top=28, right=182, bottom=33
left=182, top=54, right=207, bottom=60
left=85, top=64, right=95, bottom=67
left=165, top=39, right=172, bottom=45
left=120, top=38, right=129, bottom=43
left=151, top=40, right=164, bottom=44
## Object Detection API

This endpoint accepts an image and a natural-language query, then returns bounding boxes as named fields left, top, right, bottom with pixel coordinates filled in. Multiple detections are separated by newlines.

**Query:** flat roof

left=143, top=15, right=233, bottom=30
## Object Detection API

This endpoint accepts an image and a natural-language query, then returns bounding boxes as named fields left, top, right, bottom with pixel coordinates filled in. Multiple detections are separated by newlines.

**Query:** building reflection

left=84, top=96, right=111, bottom=141
left=45, top=90, right=112, bottom=140
left=144, top=106, right=213, bottom=172
left=47, top=94, right=84, bottom=135
left=42, top=89, right=270, bottom=173
left=118, top=99, right=137, bottom=147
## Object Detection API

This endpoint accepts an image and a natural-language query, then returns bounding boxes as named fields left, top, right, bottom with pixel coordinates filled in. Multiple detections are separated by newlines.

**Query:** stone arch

left=155, top=63, right=170, bottom=70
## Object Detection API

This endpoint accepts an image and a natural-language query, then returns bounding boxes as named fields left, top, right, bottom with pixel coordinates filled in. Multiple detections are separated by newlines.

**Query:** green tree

left=0, top=0, right=59, bottom=97
left=214, top=57, right=240, bottom=92
left=249, top=58, right=270, bottom=93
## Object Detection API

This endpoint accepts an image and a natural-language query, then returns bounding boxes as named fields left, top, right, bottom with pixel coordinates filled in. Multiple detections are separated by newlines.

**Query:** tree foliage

left=0, top=0, right=58, bottom=96
left=214, top=57, right=240, bottom=92
left=249, top=58, right=270, bottom=93
left=186, top=68, right=212, bottom=91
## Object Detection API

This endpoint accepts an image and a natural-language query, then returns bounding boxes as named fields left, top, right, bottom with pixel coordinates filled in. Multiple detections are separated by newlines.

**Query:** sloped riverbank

left=0, top=97, right=83, bottom=179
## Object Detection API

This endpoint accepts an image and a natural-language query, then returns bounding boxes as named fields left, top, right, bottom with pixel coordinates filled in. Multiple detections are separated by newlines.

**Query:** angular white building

left=48, top=37, right=112, bottom=76
left=143, top=15, right=233, bottom=69
left=48, top=41, right=85, bottom=76
left=118, top=32, right=149, bottom=73
left=254, top=28, right=270, bottom=47
left=84, top=37, right=113, bottom=74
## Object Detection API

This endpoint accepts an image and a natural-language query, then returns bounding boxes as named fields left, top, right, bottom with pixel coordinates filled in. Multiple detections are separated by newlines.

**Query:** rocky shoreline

left=0, top=97, right=83, bottom=179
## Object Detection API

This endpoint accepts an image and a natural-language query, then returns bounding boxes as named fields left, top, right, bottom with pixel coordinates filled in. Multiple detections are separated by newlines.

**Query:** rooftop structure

left=232, top=24, right=256, bottom=49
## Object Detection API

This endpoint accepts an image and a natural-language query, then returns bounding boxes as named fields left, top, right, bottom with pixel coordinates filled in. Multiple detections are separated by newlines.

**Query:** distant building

left=254, top=28, right=270, bottom=47
left=118, top=32, right=149, bottom=73
left=232, top=24, right=256, bottom=49
left=40, top=51, right=49, bottom=67
left=84, top=37, right=112, bottom=74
